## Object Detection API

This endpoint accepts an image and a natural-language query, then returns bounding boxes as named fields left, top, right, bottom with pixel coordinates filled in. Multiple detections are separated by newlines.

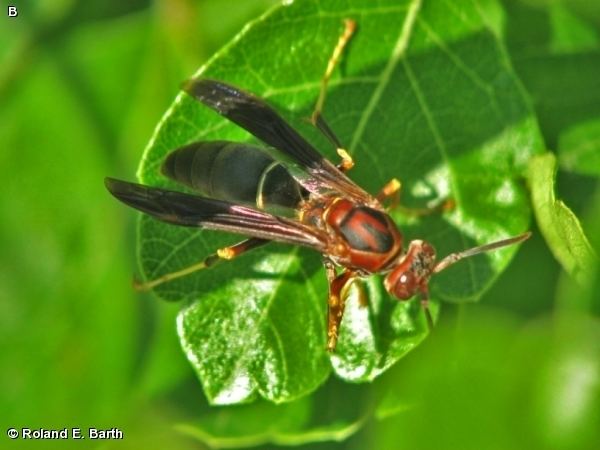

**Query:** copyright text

left=6, top=427, right=123, bottom=440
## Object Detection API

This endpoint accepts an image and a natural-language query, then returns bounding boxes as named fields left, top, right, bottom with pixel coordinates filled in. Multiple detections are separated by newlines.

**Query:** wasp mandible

left=106, top=20, right=530, bottom=351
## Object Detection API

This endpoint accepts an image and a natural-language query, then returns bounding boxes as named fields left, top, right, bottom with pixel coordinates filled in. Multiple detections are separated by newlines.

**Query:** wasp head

left=384, top=240, right=437, bottom=300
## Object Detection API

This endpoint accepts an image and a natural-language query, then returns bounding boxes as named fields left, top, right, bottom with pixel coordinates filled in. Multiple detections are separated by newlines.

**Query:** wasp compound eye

left=384, top=265, right=417, bottom=300
left=395, top=271, right=417, bottom=300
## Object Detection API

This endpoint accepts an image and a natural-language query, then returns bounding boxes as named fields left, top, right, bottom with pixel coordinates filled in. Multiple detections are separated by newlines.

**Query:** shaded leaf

left=137, top=0, right=539, bottom=404
left=558, top=118, right=600, bottom=176
left=502, top=0, right=600, bottom=149
left=178, top=379, right=370, bottom=448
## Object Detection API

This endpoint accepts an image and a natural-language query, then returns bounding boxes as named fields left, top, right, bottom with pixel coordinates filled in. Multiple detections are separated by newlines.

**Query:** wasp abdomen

left=162, top=141, right=304, bottom=211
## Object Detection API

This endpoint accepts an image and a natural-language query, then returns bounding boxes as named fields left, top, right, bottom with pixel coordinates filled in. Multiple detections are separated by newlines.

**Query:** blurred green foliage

left=0, top=1, right=598, bottom=450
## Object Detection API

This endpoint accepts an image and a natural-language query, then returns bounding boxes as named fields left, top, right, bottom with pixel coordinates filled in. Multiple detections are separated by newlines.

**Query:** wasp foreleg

left=418, top=285, right=434, bottom=331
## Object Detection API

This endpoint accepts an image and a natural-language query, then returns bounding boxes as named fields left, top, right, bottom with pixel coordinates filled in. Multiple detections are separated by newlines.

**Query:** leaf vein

left=416, top=17, right=502, bottom=119
left=145, top=231, right=202, bottom=277
left=349, top=0, right=422, bottom=153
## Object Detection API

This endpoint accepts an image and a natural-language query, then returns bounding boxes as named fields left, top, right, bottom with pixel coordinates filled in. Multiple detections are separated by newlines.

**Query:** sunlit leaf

left=527, top=153, right=597, bottom=285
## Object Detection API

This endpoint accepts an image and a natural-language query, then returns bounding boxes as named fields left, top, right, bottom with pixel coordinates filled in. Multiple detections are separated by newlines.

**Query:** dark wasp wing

left=183, top=79, right=375, bottom=204
left=105, top=177, right=328, bottom=251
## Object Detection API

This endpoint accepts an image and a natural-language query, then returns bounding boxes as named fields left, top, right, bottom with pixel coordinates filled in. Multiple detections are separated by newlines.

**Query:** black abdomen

left=161, top=141, right=305, bottom=212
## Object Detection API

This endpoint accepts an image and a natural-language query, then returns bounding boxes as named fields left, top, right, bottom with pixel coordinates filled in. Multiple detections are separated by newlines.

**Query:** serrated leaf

left=136, top=0, right=540, bottom=404
left=527, top=153, right=598, bottom=285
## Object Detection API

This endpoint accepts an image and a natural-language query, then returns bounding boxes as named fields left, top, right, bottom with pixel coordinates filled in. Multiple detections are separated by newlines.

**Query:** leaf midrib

left=215, top=248, right=301, bottom=398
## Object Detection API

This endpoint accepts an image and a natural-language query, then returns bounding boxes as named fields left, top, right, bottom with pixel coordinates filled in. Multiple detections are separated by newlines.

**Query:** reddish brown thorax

left=323, top=198, right=403, bottom=272
left=384, top=240, right=437, bottom=300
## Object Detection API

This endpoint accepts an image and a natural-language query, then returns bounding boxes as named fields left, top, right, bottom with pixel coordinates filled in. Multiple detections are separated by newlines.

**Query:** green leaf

left=366, top=312, right=600, bottom=450
left=137, top=0, right=540, bottom=404
left=331, top=278, right=438, bottom=382
left=177, top=379, right=370, bottom=448
left=0, top=22, right=142, bottom=425
left=502, top=0, right=600, bottom=149
left=527, top=153, right=598, bottom=285
left=557, top=118, right=600, bottom=176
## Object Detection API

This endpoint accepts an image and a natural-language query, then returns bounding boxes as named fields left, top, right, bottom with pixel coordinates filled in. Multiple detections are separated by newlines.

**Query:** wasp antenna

left=433, top=232, right=531, bottom=274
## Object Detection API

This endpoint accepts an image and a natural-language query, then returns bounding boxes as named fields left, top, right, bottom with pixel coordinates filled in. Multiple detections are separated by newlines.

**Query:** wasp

left=106, top=20, right=530, bottom=351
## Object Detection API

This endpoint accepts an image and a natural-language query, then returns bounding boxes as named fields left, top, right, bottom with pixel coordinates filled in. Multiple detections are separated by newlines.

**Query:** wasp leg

left=323, top=261, right=356, bottom=352
left=355, top=280, right=369, bottom=308
left=310, top=19, right=356, bottom=173
left=419, top=285, right=434, bottom=331
left=311, top=19, right=356, bottom=125
left=322, top=258, right=338, bottom=350
left=376, top=178, right=401, bottom=209
left=134, top=238, right=268, bottom=291
left=312, top=115, right=354, bottom=172
left=377, top=178, right=454, bottom=215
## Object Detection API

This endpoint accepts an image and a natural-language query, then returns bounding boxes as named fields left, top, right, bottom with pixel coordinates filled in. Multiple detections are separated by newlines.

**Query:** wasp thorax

left=384, top=240, right=437, bottom=300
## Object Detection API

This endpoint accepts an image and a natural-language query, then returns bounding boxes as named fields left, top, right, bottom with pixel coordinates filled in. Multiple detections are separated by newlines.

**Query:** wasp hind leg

left=134, top=238, right=268, bottom=291
left=310, top=19, right=356, bottom=173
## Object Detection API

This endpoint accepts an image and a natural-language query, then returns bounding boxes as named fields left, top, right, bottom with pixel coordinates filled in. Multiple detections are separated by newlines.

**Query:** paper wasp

left=106, top=20, right=530, bottom=351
